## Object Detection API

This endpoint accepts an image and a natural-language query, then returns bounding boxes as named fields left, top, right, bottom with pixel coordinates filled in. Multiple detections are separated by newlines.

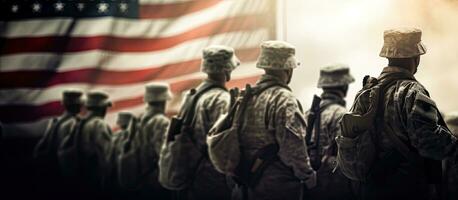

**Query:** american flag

left=0, top=0, right=277, bottom=137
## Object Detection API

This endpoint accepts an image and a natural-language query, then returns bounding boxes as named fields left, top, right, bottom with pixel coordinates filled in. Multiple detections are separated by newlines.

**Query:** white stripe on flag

left=0, top=0, right=268, bottom=38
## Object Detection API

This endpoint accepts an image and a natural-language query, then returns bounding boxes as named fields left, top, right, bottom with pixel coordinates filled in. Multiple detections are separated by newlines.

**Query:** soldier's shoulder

left=397, top=79, right=428, bottom=95
left=201, top=87, right=230, bottom=103
left=151, top=113, right=170, bottom=124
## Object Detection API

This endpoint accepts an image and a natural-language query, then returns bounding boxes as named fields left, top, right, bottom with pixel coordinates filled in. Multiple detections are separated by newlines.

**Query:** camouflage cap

left=256, top=40, right=299, bottom=70
left=144, top=82, right=172, bottom=103
left=85, top=91, right=112, bottom=108
left=318, top=63, right=355, bottom=88
left=201, top=45, right=240, bottom=74
left=379, top=28, right=427, bottom=58
left=62, top=88, right=84, bottom=105
left=116, top=111, right=134, bottom=127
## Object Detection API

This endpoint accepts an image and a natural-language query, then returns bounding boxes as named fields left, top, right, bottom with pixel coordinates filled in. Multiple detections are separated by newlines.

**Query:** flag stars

left=11, top=4, right=19, bottom=13
left=98, top=3, right=109, bottom=13
left=77, top=3, right=85, bottom=11
left=119, top=3, right=128, bottom=13
left=54, top=2, right=65, bottom=12
left=32, top=3, right=42, bottom=13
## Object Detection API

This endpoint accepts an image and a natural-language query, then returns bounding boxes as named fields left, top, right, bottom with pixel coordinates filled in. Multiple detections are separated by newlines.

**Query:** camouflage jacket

left=188, top=79, right=232, bottom=199
left=35, top=112, right=76, bottom=157
left=138, top=107, right=170, bottom=160
left=238, top=74, right=315, bottom=199
left=337, top=66, right=458, bottom=198
left=306, top=92, right=347, bottom=162
left=80, top=114, right=113, bottom=189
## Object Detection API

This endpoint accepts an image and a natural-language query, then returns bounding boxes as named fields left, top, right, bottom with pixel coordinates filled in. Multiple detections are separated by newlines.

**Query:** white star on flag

left=32, top=3, right=42, bottom=13
left=77, top=3, right=85, bottom=11
left=11, top=4, right=19, bottom=13
left=54, top=2, right=65, bottom=12
left=119, top=3, right=128, bottom=13
left=98, top=3, right=109, bottom=13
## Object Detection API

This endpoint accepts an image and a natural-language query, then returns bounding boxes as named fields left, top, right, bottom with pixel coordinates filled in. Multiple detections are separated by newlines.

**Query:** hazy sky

left=281, top=0, right=458, bottom=113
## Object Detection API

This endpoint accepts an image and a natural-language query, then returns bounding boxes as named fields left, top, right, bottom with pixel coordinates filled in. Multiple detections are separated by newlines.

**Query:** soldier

left=136, top=82, right=172, bottom=200
left=79, top=91, right=113, bottom=197
left=234, top=41, right=316, bottom=200
left=445, top=112, right=458, bottom=200
left=108, top=111, right=134, bottom=198
left=336, top=28, right=458, bottom=200
left=306, top=64, right=355, bottom=200
left=184, top=45, right=239, bottom=200
left=34, top=89, right=84, bottom=198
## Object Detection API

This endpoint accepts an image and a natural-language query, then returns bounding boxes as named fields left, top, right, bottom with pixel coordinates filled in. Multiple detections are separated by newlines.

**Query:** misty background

left=281, top=0, right=458, bottom=113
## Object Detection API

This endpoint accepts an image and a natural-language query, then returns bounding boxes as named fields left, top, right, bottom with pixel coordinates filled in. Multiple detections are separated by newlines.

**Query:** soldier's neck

left=88, top=110, right=106, bottom=119
left=383, top=66, right=415, bottom=75
left=146, top=105, right=165, bottom=115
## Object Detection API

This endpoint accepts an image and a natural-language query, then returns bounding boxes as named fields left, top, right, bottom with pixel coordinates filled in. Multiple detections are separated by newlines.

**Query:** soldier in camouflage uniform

left=34, top=89, right=84, bottom=198
left=336, top=28, right=458, bottom=200
left=185, top=45, right=239, bottom=200
left=79, top=91, right=113, bottom=197
left=108, top=111, right=134, bottom=198
left=235, top=41, right=316, bottom=200
left=306, top=64, right=355, bottom=200
left=136, top=82, right=172, bottom=200
left=445, top=112, right=458, bottom=200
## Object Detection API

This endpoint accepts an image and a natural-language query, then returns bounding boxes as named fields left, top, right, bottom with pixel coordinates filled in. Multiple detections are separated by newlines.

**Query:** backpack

left=158, top=83, right=225, bottom=190
left=337, top=73, right=417, bottom=182
left=207, top=82, right=288, bottom=184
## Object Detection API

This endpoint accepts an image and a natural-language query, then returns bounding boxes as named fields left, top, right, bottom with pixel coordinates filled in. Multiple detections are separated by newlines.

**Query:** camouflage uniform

left=187, top=45, right=239, bottom=200
left=135, top=83, right=172, bottom=199
left=79, top=91, right=113, bottom=195
left=445, top=113, right=458, bottom=200
left=237, top=41, right=316, bottom=200
left=336, top=28, right=458, bottom=200
left=306, top=64, right=355, bottom=200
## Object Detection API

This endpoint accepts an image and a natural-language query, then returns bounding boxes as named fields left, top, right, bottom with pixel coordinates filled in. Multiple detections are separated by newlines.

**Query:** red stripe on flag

left=139, top=0, right=223, bottom=19
left=0, top=75, right=260, bottom=123
left=0, top=48, right=259, bottom=89
left=0, top=14, right=268, bottom=54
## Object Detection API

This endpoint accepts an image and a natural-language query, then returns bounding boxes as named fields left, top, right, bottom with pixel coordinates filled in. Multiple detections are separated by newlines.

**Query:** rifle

left=305, top=95, right=322, bottom=170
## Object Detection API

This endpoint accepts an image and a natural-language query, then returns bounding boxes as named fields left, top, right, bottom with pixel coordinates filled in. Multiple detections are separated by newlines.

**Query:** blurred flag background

left=0, top=0, right=276, bottom=137
left=2, top=0, right=458, bottom=138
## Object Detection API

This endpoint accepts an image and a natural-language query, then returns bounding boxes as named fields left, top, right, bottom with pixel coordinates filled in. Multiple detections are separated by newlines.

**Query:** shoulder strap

left=375, top=73, right=419, bottom=166
left=182, top=83, right=226, bottom=126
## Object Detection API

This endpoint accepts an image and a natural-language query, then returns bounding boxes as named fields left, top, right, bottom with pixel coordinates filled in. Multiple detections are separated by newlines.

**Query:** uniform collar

left=144, top=106, right=163, bottom=118
left=321, top=92, right=346, bottom=107
left=256, top=74, right=286, bottom=85
left=379, top=66, right=415, bottom=80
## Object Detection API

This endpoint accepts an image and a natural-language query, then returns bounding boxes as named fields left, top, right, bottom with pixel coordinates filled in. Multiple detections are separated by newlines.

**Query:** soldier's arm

left=404, top=85, right=458, bottom=160
left=206, top=90, right=230, bottom=128
left=273, top=95, right=316, bottom=186
left=151, top=116, right=170, bottom=156
left=328, top=106, right=347, bottom=139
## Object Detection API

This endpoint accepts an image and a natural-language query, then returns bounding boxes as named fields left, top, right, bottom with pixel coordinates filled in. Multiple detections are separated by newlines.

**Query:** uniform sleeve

left=93, top=120, right=113, bottom=163
left=273, top=93, right=316, bottom=184
left=151, top=116, right=170, bottom=156
left=206, top=90, right=230, bottom=129
left=328, top=106, right=347, bottom=139
left=403, top=85, right=458, bottom=160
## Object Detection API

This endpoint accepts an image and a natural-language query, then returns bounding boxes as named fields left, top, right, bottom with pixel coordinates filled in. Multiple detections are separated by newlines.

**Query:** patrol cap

left=62, top=88, right=84, bottom=105
left=379, top=28, right=427, bottom=58
left=116, top=111, right=134, bottom=127
left=144, top=82, right=172, bottom=103
left=256, top=40, right=299, bottom=70
left=85, top=91, right=112, bottom=108
left=201, top=45, right=240, bottom=74
left=318, top=63, right=355, bottom=88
